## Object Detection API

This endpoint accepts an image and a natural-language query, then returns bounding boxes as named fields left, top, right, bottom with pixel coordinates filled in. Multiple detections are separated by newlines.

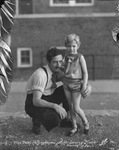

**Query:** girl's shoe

left=83, top=123, right=89, bottom=135
left=67, top=127, right=78, bottom=137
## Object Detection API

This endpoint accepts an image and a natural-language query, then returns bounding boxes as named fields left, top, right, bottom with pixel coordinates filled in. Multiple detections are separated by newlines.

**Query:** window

left=16, top=0, right=33, bottom=15
left=50, top=0, right=94, bottom=6
left=17, top=48, right=33, bottom=68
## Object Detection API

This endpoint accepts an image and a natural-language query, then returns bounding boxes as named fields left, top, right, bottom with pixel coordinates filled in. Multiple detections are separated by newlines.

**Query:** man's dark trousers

left=25, top=85, right=69, bottom=131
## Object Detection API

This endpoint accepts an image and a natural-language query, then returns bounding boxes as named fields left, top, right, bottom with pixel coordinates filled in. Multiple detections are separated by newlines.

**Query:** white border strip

left=50, top=0, right=94, bottom=7
left=15, top=13, right=116, bottom=19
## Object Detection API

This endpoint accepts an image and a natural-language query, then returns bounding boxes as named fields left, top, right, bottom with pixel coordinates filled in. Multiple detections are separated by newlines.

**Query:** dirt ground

left=0, top=112, right=119, bottom=150
left=1, top=80, right=119, bottom=150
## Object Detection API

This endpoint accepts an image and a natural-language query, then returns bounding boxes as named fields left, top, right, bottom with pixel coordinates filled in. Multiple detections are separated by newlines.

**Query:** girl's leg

left=63, top=88, right=78, bottom=136
left=72, top=92, right=89, bottom=134
left=63, top=88, right=72, bottom=121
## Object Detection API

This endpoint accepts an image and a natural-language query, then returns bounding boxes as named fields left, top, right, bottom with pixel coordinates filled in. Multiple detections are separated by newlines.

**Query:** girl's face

left=66, top=40, right=80, bottom=54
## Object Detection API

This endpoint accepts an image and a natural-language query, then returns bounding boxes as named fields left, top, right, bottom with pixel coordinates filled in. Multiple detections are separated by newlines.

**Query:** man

left=25, top=47, right=91, bottom=134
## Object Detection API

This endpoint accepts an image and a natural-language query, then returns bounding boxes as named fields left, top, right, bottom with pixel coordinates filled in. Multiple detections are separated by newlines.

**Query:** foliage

left=0, top=0, right=15, bottom=105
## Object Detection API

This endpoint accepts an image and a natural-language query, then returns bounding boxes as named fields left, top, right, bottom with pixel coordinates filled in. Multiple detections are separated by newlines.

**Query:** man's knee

left=25, top=94, right=34, bottom=116
left=42, top=109, right=61, bottom=131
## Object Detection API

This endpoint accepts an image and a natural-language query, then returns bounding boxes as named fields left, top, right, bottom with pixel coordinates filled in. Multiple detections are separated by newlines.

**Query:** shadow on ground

left=0, top=113, right=119, bottom=150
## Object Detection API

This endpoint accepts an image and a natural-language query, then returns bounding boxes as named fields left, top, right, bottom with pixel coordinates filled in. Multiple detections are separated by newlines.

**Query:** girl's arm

left=80, top=55, right=88, bottom=91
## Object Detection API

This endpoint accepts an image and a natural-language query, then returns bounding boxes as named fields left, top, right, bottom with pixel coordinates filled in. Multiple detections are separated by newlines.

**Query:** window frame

left=15, top=0, right=34, bottom=15
left=50, top=0, right=94, bottom=7
left=17, top=47, right=33, bottom=68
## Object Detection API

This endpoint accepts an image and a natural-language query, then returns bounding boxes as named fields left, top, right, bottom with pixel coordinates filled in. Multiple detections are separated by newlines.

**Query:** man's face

left=48, top=54, right=63, bottom=73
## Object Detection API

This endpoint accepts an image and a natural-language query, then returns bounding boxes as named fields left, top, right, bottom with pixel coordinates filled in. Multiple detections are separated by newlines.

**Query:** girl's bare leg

left=63, top=88, right=78, bottom=136
left=72, top=92, right=89, bottom=134
left=63, top=87, right=72, bottom=122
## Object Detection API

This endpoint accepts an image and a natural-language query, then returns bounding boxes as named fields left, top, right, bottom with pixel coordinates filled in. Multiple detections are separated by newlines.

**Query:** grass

left=0, top=114, right=119, bottom=150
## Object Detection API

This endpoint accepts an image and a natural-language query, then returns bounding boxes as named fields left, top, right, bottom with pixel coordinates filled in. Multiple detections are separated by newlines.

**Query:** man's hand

left=81, top=84, right=92, bottom=98
left=53, top=104, right=67, bottom=119
left=55, top=68, right=65, bottom=81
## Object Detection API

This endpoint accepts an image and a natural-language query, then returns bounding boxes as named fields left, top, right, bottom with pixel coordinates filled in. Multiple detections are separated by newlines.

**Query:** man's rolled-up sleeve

left=31, top=71, right=46, bottom=93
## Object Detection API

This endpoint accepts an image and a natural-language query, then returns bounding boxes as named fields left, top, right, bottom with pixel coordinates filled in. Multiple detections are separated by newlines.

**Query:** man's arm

left=33, top=90, right=67, bottom=119
left=33, top=90, right=55, bottom=108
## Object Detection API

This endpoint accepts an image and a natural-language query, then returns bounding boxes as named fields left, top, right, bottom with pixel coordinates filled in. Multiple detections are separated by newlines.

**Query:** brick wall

left=11, top=15, right=119, bottom=80
left=10, top=0, right=119, bottom=80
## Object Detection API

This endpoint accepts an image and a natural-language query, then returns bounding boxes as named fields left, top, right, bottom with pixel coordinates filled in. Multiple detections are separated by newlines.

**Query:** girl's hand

left=81, top=85, right=87, bottom=94
left=81, top=84, right=92, bottom=98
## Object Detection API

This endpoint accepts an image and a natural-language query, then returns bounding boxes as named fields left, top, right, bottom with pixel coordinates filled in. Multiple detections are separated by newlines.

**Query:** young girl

left=62, top=33, right=89, bottom=136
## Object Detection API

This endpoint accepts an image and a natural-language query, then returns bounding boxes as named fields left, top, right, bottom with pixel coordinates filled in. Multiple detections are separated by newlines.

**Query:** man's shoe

left=32, top=118, right=41, bottom=135
left=32, top=126, right=41, bottom=135
left=60, top=118, right=72, bottom=128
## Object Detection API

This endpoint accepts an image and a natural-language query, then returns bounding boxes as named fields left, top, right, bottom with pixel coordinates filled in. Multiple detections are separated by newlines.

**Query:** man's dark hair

left=46, top=47, right=62, bottom=63
left=117, top=32, right=119, bottom=42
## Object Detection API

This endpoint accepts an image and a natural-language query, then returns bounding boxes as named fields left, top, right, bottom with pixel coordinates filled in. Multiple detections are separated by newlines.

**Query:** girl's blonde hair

left=65, top=33, right=81, bottom=46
